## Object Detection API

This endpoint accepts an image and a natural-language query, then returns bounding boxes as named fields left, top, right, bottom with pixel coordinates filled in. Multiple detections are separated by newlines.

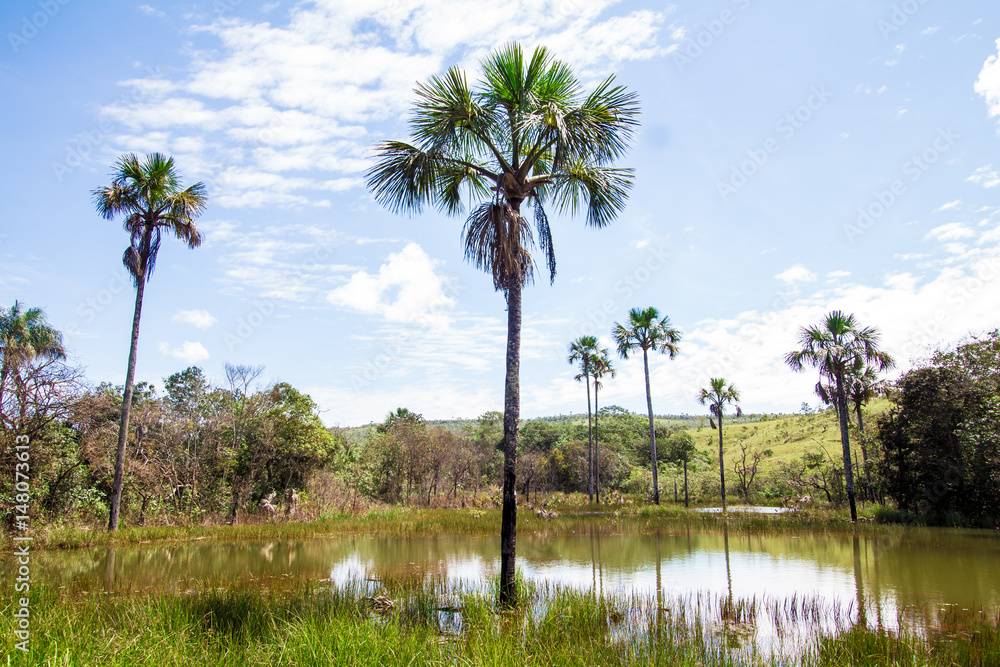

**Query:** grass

left=10, top=497, right=906, bottom=552
left=3, top=574, right=997, bottom=666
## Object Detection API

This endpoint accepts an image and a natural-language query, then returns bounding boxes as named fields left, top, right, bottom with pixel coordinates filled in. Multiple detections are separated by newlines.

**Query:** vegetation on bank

left=3, top=574, right=998, bottom=666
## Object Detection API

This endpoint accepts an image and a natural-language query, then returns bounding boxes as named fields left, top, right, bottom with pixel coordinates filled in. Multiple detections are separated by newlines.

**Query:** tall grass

left=3, top=575, right=997, bottom=666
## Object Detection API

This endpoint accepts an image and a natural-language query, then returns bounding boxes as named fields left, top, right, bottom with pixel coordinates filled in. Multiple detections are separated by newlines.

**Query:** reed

left=3, top=575, right=997, bottom=666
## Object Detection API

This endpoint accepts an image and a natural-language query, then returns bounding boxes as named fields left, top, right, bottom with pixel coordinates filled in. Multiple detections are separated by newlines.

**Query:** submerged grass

left=16, top=499, right=903, bottom=552
left=4, top=575, right=998, bottom=666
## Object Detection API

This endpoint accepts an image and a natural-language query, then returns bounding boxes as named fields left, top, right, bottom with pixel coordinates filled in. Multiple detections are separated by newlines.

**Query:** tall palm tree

left=846, top=363, right=887, bottom=497
left=591, top=351, right=615, bottom=504
left=699, top=378, right=740, bottom=513
left=367, top=43, right=639, bottom=606
left=784, top=310, right=894, bottom=522
left=93, top=153, right=207, bottom=532
left=612, top=307, right=681, bottom=505
left=568, top=335, right=600, bottom=503
left=0, top=302, right=66, bottom=427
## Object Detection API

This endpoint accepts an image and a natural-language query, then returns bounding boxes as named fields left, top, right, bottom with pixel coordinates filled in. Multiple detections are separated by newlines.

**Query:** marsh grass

left=18, top=500, right=903, bottom=552
left=4, top=573, right=998, bottom=666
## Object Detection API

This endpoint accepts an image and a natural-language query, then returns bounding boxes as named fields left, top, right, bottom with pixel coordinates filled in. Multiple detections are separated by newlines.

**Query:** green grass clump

left=4, top=575, right=998, bottom=666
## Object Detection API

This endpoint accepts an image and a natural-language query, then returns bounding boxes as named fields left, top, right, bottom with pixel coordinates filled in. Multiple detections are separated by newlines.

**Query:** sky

left=2, top=0, right=1000, bottom=427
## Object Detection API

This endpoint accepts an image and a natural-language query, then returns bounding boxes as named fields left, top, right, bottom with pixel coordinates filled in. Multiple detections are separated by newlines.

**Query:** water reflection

left=9, top=526, right=1000, bottom=636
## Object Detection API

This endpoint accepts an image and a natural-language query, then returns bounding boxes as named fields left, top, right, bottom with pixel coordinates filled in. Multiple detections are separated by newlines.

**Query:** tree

left=663, top=428, right=696, bottom=507
left=93, top=153, right=207, bottom=531
left=847, top=364, right=886, bottom=496
left=367, top=43, right=639, bottom=606
left=590, top=351, right=615, bottom=503
left=873, top=330, right=1000, bottom=524
left=698, top=378, right=740, bottom=512
left=612, top=307, right=681, bottom=505
left=784, top=310, right=894, bottom=522
left=0, top=302, right=66, bottom=429
left=568, top=335, right=600, bottom=502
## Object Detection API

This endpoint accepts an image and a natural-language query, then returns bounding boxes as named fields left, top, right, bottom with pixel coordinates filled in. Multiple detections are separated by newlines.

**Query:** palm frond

left=462, top=202, right=533, bottom=292
left=533, top=197, right=556, bottom=285
left=551, top=161, right=634, bottom=228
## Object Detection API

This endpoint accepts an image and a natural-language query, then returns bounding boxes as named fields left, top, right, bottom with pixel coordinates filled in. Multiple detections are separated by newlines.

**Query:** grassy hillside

left=692, top=398, right=893, bottom=476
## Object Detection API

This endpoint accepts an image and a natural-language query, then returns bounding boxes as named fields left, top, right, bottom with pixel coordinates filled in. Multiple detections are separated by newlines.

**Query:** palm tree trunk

left=585, top=371, right=593, bottom=503
left=109, top=275, right=146, bottom=531
left=855, top=402, right=873, bottom=498
left=718, top=409, right=726, bottom=512
left=683, top=459, right=689, bottom=508
left=594, top=382, right=600, bottom=504
left=836, top=376, right=858, bottom=522
left=0, top=360, right=9, bottom=431
left=499, top=272, right=521, bottom=607
left=643, top=348, right=659, bottom=505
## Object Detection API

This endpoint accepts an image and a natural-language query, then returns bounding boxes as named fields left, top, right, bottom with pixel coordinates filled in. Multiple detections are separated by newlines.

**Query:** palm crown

left=92, top=152, right=207, bottom=285
left=784, top=310, right=894, bottom=386
left=367, top=43, right=639, bottom=292
left=612, top=307, right=681, bottom=358
left=699, top=378, right=741, bottom=419
left=0, top=301, right=66, bottom=370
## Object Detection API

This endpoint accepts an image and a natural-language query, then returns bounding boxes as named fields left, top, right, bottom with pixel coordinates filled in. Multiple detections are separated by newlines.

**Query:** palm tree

left=568, top=335, right=600, bottom=503
left=93, top=153, right=207, bottom=532
left=784, top=310, right=894, bottom=522
left=846, top=363, right=887, bottom=497
left=699, top=378, right=740, bottom=512
left=367, top=43, right=639, bottom=606
left=612, top=307, right=681, bottom=505
left=591, top=351, right=615, bottom=504
left=0, top=302, right=66, bottom=427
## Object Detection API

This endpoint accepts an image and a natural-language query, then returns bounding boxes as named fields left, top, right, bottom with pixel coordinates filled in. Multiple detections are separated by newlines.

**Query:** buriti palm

left=366, top=43, right=639, bottom=605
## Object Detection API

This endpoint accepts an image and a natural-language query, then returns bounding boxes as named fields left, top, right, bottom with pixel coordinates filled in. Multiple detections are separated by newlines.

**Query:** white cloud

left=775, top=264, right=817, bottom=284
left=172, top=309, right=218, bottom=329
left=967, top=165, right=1000, bottom=189
left=327, top=243, right=456, bottom=326
left=98, top=2, right=670, bottom=209
left=933, top=199, right=961, bottom=213
left=975, top=39, right=1000, bottom=119
left=926, top=222, right=975, bottom=241
left=158, top=341, right=210, bottom=364
left=138, top=4, right=165, bottom=17
left=921, top=26, right=939, bottom=36
left=826, top=270, right=850, bottom=280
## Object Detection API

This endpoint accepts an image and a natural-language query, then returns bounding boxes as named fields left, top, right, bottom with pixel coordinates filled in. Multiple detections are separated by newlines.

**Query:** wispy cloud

left=158, top=340, right=210, bottom=364
left=775, top=264, right=817, bottom=284
left=967, top=165, right=1000, bottom=189
left=172, top=309, right=217, bottom=329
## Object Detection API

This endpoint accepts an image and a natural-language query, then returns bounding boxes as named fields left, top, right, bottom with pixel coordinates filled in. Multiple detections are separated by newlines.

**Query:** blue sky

left=2, top=0, right=1000, bottom=426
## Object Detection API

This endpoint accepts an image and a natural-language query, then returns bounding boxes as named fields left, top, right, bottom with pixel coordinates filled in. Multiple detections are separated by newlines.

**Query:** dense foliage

left=873, top=330, right=1000, bottom=525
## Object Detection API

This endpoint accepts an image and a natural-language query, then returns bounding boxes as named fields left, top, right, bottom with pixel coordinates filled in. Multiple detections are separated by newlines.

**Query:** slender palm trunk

left=499, top=271, right=521, bottom=607
left=855, top=402, right=873, bottom=497
left=109, top=274, right=146, bottom=531
left=585, top=371, right=593, bottom=503
left=836, top=375, right=858, bottom=522
left=0, top=360, right=9, bottom=430
left=643, top=348, right=659, bottom=505
left=718, top=408, right=726, bottom=512
left=594, top=382, right=600, bottom=504
left=683, top=459, right=689, bottom=508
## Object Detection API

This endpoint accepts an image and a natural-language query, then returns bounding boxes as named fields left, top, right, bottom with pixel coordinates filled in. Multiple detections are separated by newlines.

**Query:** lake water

left=21, top=525, right=1000, bottom=644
